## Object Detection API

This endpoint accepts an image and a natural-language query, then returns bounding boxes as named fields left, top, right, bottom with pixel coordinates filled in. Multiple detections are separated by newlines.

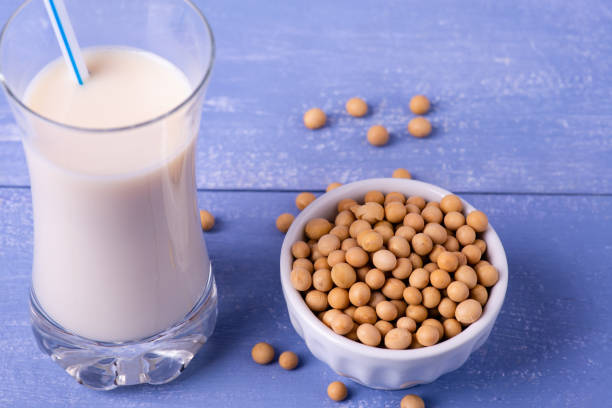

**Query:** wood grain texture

left=0, top=0, right=610, bottom=406
left=0, top=0, right=610, bottom=192
left=0, top=188, right=610, bottom=407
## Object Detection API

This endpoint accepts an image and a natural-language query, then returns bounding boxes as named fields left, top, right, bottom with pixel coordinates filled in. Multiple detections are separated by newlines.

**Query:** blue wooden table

left=0, top=1, right=611, bottom=407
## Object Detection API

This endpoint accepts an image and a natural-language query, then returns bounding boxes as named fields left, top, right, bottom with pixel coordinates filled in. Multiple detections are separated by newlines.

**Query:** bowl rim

left=280, top=178, right=508, bottom=361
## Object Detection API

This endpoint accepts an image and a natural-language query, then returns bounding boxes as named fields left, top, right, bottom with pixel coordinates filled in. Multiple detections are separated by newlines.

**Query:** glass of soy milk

left=0, top=0, right=217, bottom=389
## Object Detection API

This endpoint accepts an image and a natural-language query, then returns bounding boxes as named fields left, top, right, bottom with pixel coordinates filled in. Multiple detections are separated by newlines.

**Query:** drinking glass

left=0, top=0, right=217, bottom=390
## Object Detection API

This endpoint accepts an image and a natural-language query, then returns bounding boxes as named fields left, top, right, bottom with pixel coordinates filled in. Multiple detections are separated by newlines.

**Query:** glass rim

left=0, top=0, right=215, bottom=134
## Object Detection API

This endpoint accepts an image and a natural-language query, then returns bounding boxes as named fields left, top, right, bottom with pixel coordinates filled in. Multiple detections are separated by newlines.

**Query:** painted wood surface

left=0, top=188, right=610, bottom=407
left=0, top=0, right=611, bottom=407
left=0, top=0, right=611, bottom=192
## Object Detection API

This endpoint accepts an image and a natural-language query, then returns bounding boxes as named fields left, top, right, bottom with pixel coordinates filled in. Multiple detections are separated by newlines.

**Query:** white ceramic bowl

left=280, top=178, right=508, bottom=390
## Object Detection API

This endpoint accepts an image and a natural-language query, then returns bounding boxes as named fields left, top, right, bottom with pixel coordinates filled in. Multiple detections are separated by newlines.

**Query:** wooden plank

left=0, top=0, right=610, bottom=192
left=0, top=188, right=610, bottom=406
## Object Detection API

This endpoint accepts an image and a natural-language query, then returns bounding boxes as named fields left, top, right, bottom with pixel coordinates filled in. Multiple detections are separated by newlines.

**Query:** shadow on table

left=105, top=259, right=273, bottom=395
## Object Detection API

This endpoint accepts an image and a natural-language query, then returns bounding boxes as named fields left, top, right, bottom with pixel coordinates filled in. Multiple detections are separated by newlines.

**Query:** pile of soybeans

left=289, top=191, right=498, bottom=349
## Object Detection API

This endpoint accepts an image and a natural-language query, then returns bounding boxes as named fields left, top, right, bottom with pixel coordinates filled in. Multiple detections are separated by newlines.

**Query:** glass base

left=30, top=272, right=218, bottom=390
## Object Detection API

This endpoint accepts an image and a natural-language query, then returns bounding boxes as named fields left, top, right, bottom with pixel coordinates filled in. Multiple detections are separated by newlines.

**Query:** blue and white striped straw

left=43, top=0, right=89, bottom=85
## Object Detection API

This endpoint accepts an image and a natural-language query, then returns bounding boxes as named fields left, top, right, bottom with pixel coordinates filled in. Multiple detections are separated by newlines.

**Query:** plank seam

left=0, top=185, right=610, bottom=197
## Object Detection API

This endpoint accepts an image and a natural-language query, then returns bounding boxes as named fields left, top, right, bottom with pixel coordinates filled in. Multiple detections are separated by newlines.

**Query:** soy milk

left=23, top=47, right=210, bottom=342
